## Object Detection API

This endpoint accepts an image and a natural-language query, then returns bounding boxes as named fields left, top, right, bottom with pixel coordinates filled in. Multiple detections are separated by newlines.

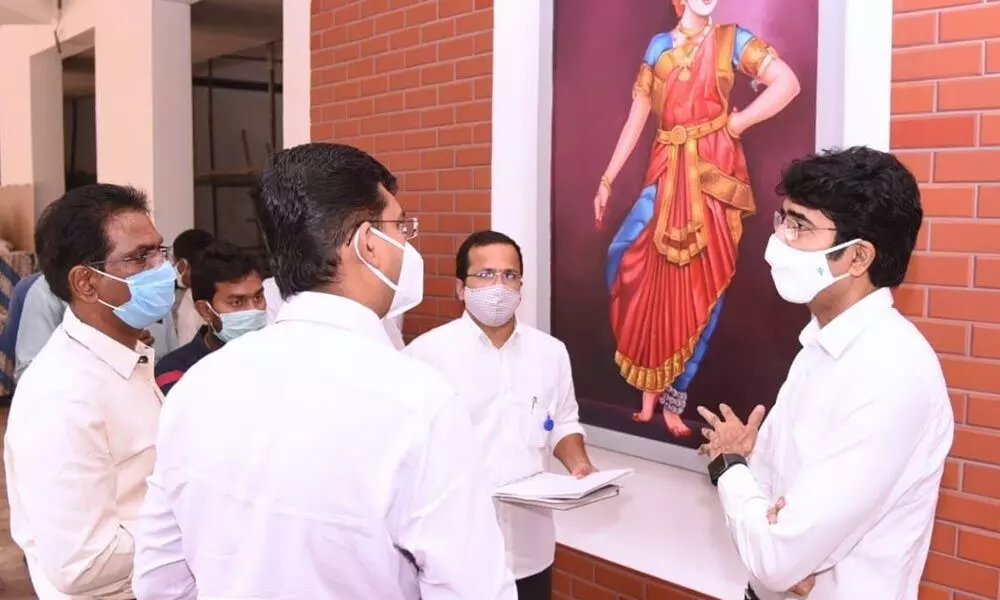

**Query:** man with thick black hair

left=699, top=147, right=953, bottom=600
left=134, top=143, right=515, bottom=600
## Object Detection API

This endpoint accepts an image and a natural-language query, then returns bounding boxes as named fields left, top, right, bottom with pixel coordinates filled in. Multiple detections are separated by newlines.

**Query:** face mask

left=464, top=284, right=521, bottom=327
left=353, top=226, right=424, bottom=319
left=209, top=306, right=267, bottom=343
left=764, top=234, right=860, bottom=304
left=95, top=261, right=178, bottom=329
left=174, top=261, right=188, bottom=289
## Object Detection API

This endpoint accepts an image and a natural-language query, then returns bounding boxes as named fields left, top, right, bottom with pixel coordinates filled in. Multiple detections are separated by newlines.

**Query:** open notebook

left=493, top=468, right=633, bottom=510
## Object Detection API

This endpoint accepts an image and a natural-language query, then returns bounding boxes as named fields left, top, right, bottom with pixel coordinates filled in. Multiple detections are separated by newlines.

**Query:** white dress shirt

left=5, top=309, right=162, bottom=599
left=717, top=288, right=954, bottom=599
left=172, top=288, right=201, bottom=345
left=132, top=292, right=516, bottom=600
left=263, top=276, right=405, bottom=349
left=405, top=313, right=586, bottom=579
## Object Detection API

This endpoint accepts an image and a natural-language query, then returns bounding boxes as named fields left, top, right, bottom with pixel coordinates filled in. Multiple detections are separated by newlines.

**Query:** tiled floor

left=0, top=408, right=38, bottom=599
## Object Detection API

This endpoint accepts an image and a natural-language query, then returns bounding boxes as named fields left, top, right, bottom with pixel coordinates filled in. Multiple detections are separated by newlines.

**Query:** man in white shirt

left=264, top=274, right=406, bottom=349
left=169, top=228, right=214, bottom=345
left=697, top=147, right=954, bottom=600
left=405, top=230, right=594, bottom=600
left=5, top=184, right=176, bottom=599
left=132, top=143, right=516, bottom=600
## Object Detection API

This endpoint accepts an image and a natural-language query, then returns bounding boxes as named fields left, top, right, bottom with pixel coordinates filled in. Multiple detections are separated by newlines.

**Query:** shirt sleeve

left=392, top=386, right=516, bottom=600
left=14, top=283, right=65, bottom=380
left=550, top=343, right=585, bottom=447
left=733, top=26, right=777, bottom=79
left=716, top=379, right=937, bottom=592
left=131, top=469, right=197, bottom=600
left=8, top=389, right=136, bottom=595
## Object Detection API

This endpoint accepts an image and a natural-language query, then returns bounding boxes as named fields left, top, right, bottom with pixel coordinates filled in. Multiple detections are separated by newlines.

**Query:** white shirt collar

left=459, top=311, right=521, bottom=349
left=274, top=291, right=394, bottom=348
left=62, top=308, right=146, bottom=378
left=798, top=287, right=895, bottom=359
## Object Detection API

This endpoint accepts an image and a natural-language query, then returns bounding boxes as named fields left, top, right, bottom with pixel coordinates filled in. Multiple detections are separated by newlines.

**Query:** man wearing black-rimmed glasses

left=5, top=183, right=171, bottom=599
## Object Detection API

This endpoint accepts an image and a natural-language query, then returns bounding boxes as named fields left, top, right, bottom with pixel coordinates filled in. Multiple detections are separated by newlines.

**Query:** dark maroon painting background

left=550, top=0, right=819, bottom=448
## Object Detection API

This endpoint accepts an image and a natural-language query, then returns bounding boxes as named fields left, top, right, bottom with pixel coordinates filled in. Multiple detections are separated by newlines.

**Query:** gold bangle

left=600, top=175, right=613, bottom=192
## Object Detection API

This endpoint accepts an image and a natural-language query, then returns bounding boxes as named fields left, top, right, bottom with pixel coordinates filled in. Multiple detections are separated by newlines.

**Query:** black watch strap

left=708, top=453, right=747, bottom=487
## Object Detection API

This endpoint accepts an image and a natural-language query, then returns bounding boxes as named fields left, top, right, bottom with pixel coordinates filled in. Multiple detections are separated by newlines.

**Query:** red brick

left=943, top=458, right=961, bottom=489
left=439, top=35, right=475, bottom=60
left=894, top=0, right=983, bottom=12
left=894, top=12, right=937, bottom=47
left=922, top=552, right=1000, bottom=597
left=972, top=325, right=1000, bottom=359
left=930, top=288, right=1000, bottom=323
left=421, top=20, right=455, bottom=42
left=918, top=583, right=952, bottom=600
left=937, top=489, right=1000, bottom=532
left=931, top=221, right=1000, bottom=253
left=438, top=125, right=473, bottom=146
left=989, top=41, right=1000, bottom=74
left=920, top=185, right=976, bottom=217
left=935, top=150, right=1000, bottom=183
left=913, top=319, right=968, bottom=354
left=893, top=82, right=936, bottom=114
left=931, top=521, right=957, bottom=554
left=905, top=252, right=972, bottom=286
left=893, top=285, right=927, bottom=317
left=964, top=464, right=1000, bottom=501
left=404, top=1, right=437, bottom=26
left=893, top=43, right=983, bottom=82
left=978, top=187, right=1000, bottom=218
left=891, top=114, right=977, bottom=148
left=939, top=77, right=1000, bottom=111
left=969, top=394, right=1000, bottom=429
left=390, top=27, right=421, bottom=50
left=895, top=151, right=932, bottom=182
left=939, top=3, right=1000, bottom=42
left=456, top=9, right=492, bottom=34
left=953, top=426, right=1000, bottom=464
left=981, top=113, right=1000, bottom=145
left=958, top=529, right=1000, bottom=568
left=941, top=355, right=1000, bottom=394
left=571, top=579, right=616, bottom=600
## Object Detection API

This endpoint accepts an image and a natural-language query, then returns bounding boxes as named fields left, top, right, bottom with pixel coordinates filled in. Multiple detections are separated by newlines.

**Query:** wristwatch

left=708, top=453, right=747, bottom=487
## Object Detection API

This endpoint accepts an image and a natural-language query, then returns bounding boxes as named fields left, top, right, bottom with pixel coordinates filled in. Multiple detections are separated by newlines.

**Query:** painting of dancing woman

left=593, top=0, right=800, bottom=437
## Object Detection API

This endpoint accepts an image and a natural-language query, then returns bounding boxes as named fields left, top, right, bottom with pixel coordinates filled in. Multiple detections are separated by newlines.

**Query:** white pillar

left=491, top=0, right=554, bottom=331
left=0, top=27, right=66, bottom=215
left=96, top=0, right=194, bottom=245
left=815, top=0, right=893, bottom=151
left=282, top=0, right=311, bottom=148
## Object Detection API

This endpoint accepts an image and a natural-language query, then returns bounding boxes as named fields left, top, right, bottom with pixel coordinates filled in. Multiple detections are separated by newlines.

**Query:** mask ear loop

left=352, top=224, right=399, bottom=292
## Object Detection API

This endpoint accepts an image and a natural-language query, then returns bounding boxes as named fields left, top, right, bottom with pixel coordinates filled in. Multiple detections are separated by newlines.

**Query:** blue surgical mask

left=95, top=261, right=178, bottom=330
left=211, top=307, right=267, bottom=343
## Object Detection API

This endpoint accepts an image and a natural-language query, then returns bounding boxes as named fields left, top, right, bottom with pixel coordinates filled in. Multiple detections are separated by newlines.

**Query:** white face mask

left=463, top=284, right=521, bottom=327
left=353, top=226, right=424, bottom=319
left=764, top=234, right=860, bottom=304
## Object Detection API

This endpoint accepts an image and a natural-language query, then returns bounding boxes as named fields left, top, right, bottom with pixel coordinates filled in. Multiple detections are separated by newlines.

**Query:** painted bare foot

left=632, top=391, right=659, bottom=422
left=662, top=410, right=693, bottom=437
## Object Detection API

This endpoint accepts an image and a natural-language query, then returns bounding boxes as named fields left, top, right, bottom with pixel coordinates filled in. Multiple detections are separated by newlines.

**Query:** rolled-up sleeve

left=7, top=391, right=135, bottom=596
left=717, top=380, right=936, bottom=592
left=550, top=344, right=585, bottom=446
left=392, top=386, right=516, bottom=600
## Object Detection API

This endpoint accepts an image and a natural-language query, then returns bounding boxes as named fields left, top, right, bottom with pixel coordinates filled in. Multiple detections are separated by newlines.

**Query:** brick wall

left=891, top=1, right=1000, bottom=598
left=554, top=546, right=715, bottom=600
left=311, top=0, right=493, bottom=336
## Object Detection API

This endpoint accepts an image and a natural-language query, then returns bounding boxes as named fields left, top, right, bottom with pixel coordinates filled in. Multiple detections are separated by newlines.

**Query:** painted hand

left=594, top=184, right=610, bottom=228
left=571, top=463, right=597, bottom=479
left=728, top=108, right=750, bottom=138
left=696, top=403, right=766, bottom=460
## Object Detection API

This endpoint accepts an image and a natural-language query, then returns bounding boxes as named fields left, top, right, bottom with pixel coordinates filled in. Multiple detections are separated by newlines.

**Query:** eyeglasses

left=773, top=211, right=837, bottom=243
left=89, top=246, right=172, bottom=270
left=467, top=269, right=522, bottom=286
left=372, top=217, right=419, bottom=241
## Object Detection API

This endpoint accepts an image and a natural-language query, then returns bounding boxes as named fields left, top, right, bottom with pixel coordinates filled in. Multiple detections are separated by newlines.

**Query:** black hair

left=34, top=184, right=149, bottom=303
left=173, top=229, right=215, bottom=263
left=254, top=143, right=398, bottom=298
left=190, top=240, right=261, bottom=303
left=775, top=146, right=922, bottom=288
left=456, top=230, right=525, bottom=279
